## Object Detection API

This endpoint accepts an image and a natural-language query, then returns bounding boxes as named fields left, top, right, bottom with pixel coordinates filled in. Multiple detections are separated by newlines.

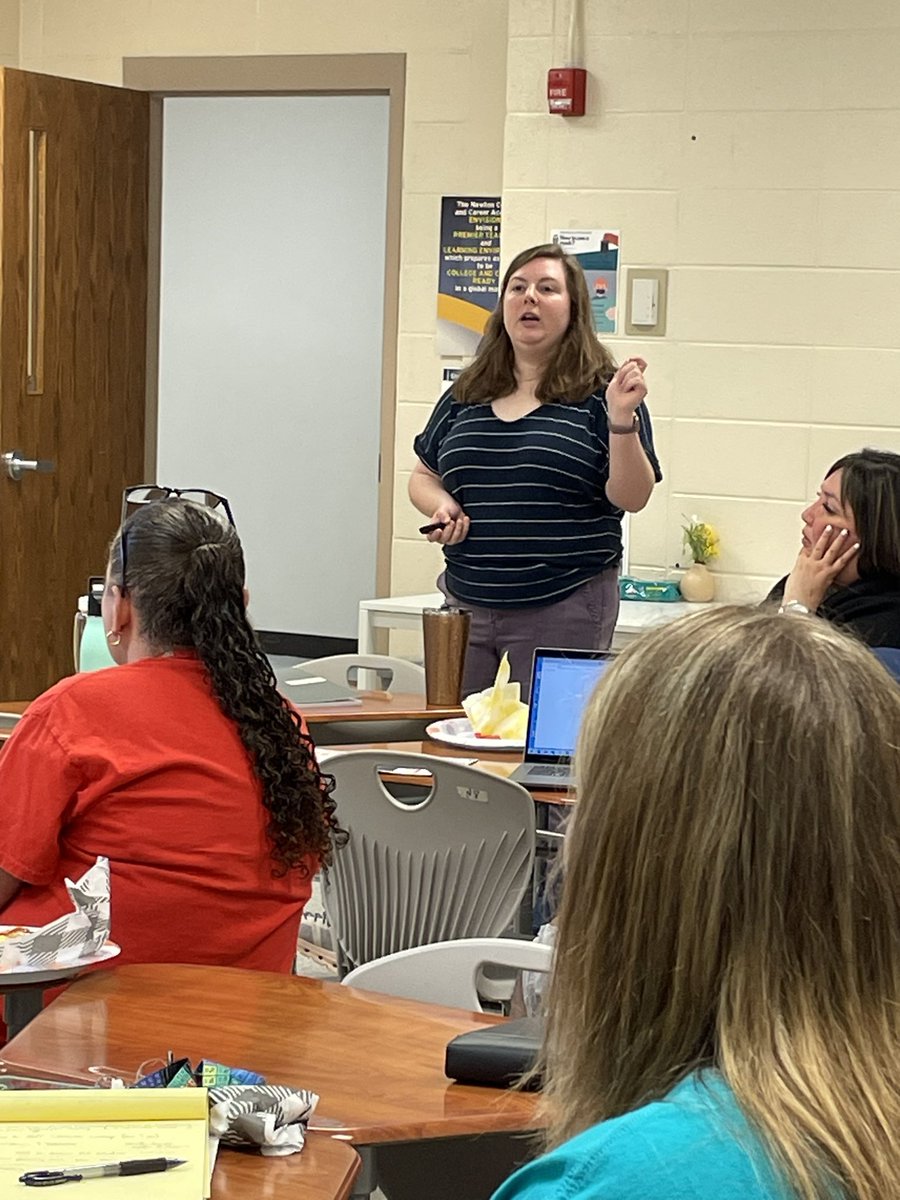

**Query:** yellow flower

left=682, top=516, right=720, bottom=565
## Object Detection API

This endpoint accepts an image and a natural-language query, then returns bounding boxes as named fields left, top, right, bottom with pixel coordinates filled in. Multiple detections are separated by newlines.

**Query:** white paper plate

left=425, top=717, right=524, bottom=752
left=0, top=929, right=121, bottom=983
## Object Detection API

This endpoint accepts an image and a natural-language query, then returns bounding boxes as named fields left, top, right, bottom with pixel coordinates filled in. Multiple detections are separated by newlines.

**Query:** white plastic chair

left=322, top=751, right=536, bottom=975
left=301, top=653, right=425, bottom=693
left=341, top=937, right=552, bottom=1011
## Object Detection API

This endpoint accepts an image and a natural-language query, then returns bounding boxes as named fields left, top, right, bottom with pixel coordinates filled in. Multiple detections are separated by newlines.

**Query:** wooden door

left=0, top=69, right=149, bottom=697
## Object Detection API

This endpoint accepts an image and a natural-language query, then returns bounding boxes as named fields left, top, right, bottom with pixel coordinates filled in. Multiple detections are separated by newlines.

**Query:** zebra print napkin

left=0, top=857, right=111, bottom=972
left=208, top=1083, right=319, bottom=1156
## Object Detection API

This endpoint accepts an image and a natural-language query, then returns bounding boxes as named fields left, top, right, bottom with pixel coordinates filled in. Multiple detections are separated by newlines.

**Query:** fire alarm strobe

left=547, top=67, right=586, bottom=116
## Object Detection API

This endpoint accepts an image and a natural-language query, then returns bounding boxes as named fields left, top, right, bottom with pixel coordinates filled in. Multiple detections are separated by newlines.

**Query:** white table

left=358, top=592, right=705, bottom=659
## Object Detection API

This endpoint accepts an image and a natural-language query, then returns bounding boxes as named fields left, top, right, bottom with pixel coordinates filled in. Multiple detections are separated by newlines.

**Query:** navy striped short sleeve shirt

left=414, top=388, right=662, bottom=609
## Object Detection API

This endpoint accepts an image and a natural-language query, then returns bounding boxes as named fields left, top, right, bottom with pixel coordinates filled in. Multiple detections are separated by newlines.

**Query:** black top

left=766, top=573, right=900, bottom=648
left=414, top=387, right=662, bottom=609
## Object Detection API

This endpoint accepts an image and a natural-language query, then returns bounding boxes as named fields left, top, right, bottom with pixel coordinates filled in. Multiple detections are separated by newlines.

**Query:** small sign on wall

left=440, top=364, right=463, bottom=396
left=437, top=197, right=502, bottom=356
left=551, top=229, right=620, bottom=335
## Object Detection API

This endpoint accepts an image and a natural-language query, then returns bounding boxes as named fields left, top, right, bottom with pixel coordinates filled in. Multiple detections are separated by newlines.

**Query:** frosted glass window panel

left=157, top=95, right=389, bottom=637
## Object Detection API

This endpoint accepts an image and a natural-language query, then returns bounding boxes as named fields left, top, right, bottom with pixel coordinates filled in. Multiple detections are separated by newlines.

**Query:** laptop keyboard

left=527, top=764, right=569, bottom=777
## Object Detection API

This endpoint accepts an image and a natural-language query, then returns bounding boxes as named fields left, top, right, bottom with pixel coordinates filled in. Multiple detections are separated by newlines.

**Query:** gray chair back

left=302, top=653, right=425, bottom=693
left=322, top=751, right=536, bottom=974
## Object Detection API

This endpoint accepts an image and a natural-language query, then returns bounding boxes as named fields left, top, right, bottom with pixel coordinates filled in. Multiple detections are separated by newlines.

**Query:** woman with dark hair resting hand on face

left=768, top=447, right=900, bottom=647
left=0, top=497, right=338, bottom=974
left=493, top=606, right=900, bottom=1200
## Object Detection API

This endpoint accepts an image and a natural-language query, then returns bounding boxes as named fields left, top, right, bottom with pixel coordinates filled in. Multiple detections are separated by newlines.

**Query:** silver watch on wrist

left=778, top=600, right=811, bottom=616
left=608, top=412, right=640, bottom=435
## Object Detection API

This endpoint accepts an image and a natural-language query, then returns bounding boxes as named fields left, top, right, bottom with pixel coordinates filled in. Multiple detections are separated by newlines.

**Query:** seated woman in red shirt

left=0, top=497, right=337, bottom=974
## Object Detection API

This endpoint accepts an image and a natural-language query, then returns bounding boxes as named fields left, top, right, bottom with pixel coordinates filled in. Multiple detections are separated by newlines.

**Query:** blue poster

left=550, top=229, right=620, bottom=335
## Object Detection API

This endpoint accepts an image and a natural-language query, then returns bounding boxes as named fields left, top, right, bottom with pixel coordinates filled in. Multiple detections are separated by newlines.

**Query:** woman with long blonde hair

left=494, top=606, right=900, bottom=1200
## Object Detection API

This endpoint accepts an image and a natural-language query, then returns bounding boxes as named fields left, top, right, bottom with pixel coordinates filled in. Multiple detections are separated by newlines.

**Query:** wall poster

left=550, top=228, right=620, bottom=334
left=437, top=196, right=502, bottom=356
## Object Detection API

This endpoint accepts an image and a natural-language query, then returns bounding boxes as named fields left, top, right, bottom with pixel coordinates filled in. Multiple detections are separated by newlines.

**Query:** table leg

left=356, top=607, right=378, bottom=692
left=349, top=1146, right=379, bottom=1199
left=357, top=606, right=375, bottom=657
left=4, top=988, right=44, bottom=1041
left=532, top=805, right=565, bottom=934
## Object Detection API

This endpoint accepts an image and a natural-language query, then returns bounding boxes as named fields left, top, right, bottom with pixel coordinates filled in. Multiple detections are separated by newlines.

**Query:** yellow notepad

left=0, top=1088, right=210, bottom=1198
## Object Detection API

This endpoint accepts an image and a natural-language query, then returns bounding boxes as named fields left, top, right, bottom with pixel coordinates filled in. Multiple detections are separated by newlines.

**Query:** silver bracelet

left=778, top=600, right=810, bottom=616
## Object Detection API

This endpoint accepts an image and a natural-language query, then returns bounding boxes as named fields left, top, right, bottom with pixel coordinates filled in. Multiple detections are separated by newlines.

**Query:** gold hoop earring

left=106, top=630, right=121, bottom=647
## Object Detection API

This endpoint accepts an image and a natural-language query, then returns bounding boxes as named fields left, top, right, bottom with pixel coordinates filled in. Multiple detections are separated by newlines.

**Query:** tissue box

left=619, top=577, right=681, bottom=603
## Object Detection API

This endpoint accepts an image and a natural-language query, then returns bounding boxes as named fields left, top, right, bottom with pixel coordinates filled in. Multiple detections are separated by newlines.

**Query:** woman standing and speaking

left=410, top=242, right=661, bottom=697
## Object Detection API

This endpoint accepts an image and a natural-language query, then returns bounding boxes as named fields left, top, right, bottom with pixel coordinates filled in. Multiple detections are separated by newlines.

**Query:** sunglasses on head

left=118, top=485, right=236, bottom=591
left=121, top=485, right=236, bottom=527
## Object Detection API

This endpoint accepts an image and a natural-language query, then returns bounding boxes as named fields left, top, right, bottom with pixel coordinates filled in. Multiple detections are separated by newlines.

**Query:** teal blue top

left=492, top=1073, right=794, bottom=1200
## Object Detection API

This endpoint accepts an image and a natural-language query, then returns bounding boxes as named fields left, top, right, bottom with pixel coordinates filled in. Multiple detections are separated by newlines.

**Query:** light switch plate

left=631, top=277, right=658, bottom=325
left=625, top=268, right=668, bottom=337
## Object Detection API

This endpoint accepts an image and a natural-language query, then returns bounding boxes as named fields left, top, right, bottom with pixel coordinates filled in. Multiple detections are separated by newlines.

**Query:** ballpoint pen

left=20, top=1158, right=186, bottom=1187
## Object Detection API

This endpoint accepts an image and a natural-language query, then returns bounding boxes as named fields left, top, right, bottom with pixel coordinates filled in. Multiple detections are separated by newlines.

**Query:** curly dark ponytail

left=109, top=499, right=338, bottom=876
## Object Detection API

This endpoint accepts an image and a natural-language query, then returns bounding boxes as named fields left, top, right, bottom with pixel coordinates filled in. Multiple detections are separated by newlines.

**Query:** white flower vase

left=679, top=562, right=716, bottom=603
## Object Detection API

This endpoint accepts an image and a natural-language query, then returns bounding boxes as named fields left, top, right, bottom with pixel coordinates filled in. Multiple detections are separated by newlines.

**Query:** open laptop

left=509, top=647, right=614, bottom=790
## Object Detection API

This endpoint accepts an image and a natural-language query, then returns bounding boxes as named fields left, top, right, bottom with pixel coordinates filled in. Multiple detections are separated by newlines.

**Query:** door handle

left=1, top=449, right=56, bottom=481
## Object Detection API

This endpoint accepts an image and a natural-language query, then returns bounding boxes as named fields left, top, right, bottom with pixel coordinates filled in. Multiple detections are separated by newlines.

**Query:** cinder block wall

left=22, top=0, right=900, bottom=608
left=501, top=0, right=900, bottom=599
left=0, top=0, right=18, bottom=66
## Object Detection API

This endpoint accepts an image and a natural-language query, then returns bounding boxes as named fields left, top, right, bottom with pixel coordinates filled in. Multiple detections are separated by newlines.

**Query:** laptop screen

left=526, top=650, right=613, bottom=759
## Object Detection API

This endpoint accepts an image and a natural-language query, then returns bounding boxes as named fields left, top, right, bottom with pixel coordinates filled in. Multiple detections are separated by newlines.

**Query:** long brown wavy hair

left=453, top=243, right=617, bottom=406
left=109, top=499, right=340, bottom=877
left=541, top=606, right=900, bottom=1199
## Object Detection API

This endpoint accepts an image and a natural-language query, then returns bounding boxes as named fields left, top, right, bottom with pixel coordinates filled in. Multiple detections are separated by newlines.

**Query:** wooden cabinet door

left=0, top=68, right=149, bottom=697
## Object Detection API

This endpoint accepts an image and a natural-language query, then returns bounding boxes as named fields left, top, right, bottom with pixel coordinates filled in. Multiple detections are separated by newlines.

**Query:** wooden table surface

left=1, top=964, right=540, bottom=1145
left=323, top=739, right=573, bottom=807
left=0, top=694, right=463, bottom=741
left=298, top=692, right=462, bottom=724
left=0, top=1064, right=359, bottom=1200
left=210, top=1135, right=359, bottom=1200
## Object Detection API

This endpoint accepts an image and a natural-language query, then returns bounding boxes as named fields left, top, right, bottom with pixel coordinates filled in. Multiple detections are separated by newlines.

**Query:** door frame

left=123, top=53, right=405, bottom=606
